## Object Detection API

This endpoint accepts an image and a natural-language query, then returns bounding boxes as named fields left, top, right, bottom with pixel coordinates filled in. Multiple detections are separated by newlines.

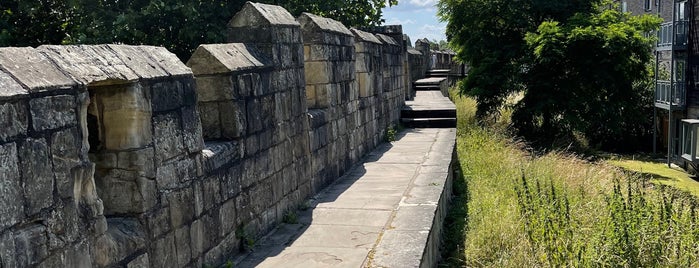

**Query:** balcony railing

left=657, top=20, right=688, bottom=49
left=655, top=80, right=686, bottom=109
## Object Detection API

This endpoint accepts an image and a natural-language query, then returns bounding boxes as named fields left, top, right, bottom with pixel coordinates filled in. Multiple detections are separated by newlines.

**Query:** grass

left=440, top=90, right=699, bottom=267
left=608, top=157, right=699, bottom=197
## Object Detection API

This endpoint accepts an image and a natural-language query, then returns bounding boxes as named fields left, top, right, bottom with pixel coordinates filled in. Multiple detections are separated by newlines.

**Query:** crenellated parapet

left=0, top=2, right=432, bottom=267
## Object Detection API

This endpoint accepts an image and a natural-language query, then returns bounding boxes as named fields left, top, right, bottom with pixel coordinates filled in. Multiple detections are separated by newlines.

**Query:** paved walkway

left=235, top=127, right=455, bottom=267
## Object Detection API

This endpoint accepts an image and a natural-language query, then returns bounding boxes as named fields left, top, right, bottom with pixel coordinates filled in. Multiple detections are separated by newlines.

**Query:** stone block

left=0, top=228, right=16, bottom=267
left=50, top=128, right=82, bottom=197
left=220, top=100, right=246, bottom=139
left=203, top=177, right=222, bottom=211
left=358, top=72, right=373, bottom=97
left=245, top=98, right=262, bottom=134
left=95, top=169, right=156, bottom=214
left=144, top=207, right=171, bottom=239
left=304, top=61, right=330, bottom=85
left=14, top=224, right=49, bottom=267
left=189, top=219, right=204, bottom=258
left=174, top=225, right=192, bottom=266
left=150, top=80, right=184, bottom=112
left=153, top=112, right=185, bottom=163
left=19, top=138, right=54, bottom=215
left=182, top=105, right=204, bottom=153
left=29, top=94, right=76, bottom=132
left=167, top=188, right=195, bottom=228
left=126, top=253, right=150, bottom=268
left=0, top=100, right=28, bottom=142
left=117, top=147, right=156, bottom=178
left=219, top=198, right=237, bottom=237
left=151, top=233, right=176, bottom=268
left=195, top=76, right=236, bottom=102
left=198, top=102, right=221, bottom=140
left=227, top=2, right=299, bottom=29
left=314, top=84, right=332, bottom=108
left=96, top=83, right=153, bottom=150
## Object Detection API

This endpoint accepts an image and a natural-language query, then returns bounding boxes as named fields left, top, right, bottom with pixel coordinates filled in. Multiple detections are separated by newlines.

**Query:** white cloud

left=384, top=18, right=417, bottom=25
left=407, top=0, right=438, bottom=7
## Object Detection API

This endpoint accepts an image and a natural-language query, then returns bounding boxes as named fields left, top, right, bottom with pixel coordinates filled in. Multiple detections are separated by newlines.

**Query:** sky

left=381, top=0, right=447, bottom=43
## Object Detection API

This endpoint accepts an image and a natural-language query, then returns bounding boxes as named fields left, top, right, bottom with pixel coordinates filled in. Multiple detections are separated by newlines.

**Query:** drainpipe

left=669, top=0, right=677, bottom=167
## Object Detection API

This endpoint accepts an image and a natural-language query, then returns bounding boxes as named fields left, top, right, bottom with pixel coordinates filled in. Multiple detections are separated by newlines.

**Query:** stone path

left=236, top=128, right=455, bottom=267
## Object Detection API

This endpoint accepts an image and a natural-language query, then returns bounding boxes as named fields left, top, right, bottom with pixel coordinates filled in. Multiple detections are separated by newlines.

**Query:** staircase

left=401, top=70, right=457, bottom=128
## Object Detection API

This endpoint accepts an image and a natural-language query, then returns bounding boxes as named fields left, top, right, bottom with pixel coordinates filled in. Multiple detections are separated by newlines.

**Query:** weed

left=446, top=88, right=699, bottom=267
left=282, top=211, right=298, bottom=224
left=385, top=125, right=397, bottom=142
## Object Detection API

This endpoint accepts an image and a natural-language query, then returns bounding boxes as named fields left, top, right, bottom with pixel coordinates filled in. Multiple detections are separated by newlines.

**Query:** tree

left=1, top=0, right=397, bottom=60
left=439, top=0, right=661, bottom=150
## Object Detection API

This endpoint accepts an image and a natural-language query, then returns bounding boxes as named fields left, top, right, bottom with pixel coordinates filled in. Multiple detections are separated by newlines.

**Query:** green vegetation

left=441, top=92, right=699, bottom=267
left=438, top=0, right=661, bottom=151
left=608, top=157, right=699, bottom=197
left=0, top=0, right=396, bottom=60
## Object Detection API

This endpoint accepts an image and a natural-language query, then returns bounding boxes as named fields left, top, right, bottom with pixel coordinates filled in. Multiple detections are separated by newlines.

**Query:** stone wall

left=0, top=2, right=424, bottom=267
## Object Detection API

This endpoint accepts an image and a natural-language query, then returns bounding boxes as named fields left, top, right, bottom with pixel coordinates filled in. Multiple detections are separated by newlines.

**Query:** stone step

left=401, top=117, right=456, bottom=128
left=401, top=108, right=456, bottom=119
left=414, top=85, right=441, bottom=91
left=426, top=69, right=450, bottom=78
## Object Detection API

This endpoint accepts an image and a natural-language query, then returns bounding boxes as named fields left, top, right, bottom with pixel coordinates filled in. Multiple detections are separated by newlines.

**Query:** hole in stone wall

left=86, top=81, right=153, bottom=216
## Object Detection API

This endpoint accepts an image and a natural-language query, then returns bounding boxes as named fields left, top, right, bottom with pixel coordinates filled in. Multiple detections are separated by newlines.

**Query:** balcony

left=657, top=21, right=688, bottom=50
left=655, top=80, right=686, bottom=110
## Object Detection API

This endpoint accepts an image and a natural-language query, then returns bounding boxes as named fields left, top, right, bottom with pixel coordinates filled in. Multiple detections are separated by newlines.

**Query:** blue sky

left=382, top=0, right=447, bottom=43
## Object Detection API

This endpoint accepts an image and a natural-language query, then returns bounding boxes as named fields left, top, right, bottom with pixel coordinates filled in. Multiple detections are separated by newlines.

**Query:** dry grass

left=445, top=91, right=699, bottom=267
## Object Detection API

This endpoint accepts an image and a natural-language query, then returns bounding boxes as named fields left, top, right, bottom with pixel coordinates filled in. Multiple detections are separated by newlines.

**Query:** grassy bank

left=441, top=93, right=699, bottom=267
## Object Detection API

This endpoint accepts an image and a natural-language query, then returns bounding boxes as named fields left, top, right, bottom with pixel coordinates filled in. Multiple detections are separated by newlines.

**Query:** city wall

left=0, top=2, right=454, bottom=267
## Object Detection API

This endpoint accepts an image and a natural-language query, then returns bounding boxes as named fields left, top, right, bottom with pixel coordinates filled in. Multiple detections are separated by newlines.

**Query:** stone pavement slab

left=235, top=128, right=456, bottom=267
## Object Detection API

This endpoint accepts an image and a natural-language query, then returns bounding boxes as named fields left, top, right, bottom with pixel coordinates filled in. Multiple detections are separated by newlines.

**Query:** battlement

left=0, top=2, right=449, bottom=267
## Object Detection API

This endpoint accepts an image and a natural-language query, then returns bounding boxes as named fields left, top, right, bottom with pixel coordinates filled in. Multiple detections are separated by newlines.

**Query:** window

left=622, top=1, right=628, bottom=12
left=645, top=0, right=652, bottom=11
left=680, top=119, right=699, bottom=162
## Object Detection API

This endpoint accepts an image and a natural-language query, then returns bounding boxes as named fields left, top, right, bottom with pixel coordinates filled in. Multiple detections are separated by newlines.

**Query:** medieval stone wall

left=0, top=2, right=423, bottom=267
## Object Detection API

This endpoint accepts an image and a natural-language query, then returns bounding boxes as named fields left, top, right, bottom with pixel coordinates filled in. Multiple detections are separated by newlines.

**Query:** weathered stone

left=19, top=138, right=54, bottom=215
left=144, top=207, right=171, bottom=239
left=153, top=112, right=185, bottom=163
left=0, top=70, right=28, bottom=100
left=138, top=46, right=193, bottom=77
left=94, top=83, right=153, bottom=150
left=0, top=47, right=77, bottom=92
left=126, top=253, right=150, bottom=268
left=95, top=169, right=156, bottom=214
left=189, top=219, right=205, bottom=258
left=0, top=230, right=16, bottom=268
left=106, top=45, right=169, bottom=79
left=219, top=198, right=237, bottom=238
left=0, top=143, right=23, bottom=228
left=193, top=76, right=236, bottom=103
left=167, top=188, right=195, bottom=228
left=174, top=225, right=192, bottom=266
left=0, top=100, right=28, bottom=142
left=182, top=105, right=205, bottom=153
left=150, top=233, right=176, bottom=268
left=29, top=94, right=77, bottom=132
left=38, top=45, right=140, bottom=85
left=198, top=102, right=222, bottom=140
left=187, top=44, right=270, bottom=76
left=94, top=218, right=146, bottom=267
left=150, top=80, right=184, bottom=112
left=220, top=101, right=246, bottom=139
left=117, top=147, right=156, bottom=178
left=155, top=162, right=179, bottom=190
left=304, top=61, right=331, bottom=85
left=228, top=2, right=299, bottom=28
left=15, top=224, right=49, bottom=267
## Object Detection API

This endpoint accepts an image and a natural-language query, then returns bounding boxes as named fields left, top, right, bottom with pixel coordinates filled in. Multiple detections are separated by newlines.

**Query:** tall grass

left=445, top=91, right=699, bottom=267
